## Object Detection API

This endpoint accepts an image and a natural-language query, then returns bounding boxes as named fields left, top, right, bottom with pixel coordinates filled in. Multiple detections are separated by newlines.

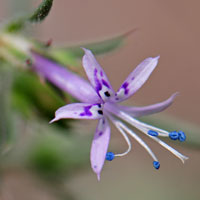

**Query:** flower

left=32, top=49, right=188, bottom=180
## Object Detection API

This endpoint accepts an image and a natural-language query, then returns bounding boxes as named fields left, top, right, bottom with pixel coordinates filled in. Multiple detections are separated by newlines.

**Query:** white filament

left=116, top=110, right=188, bottom=163
left=117, top=120, right=158, bottom=161
left=105, top=103, right=169, bottom=137
left=120, top=111, right=169, bottom=137
left=107, top=114, right=131, bottom=157
left=109, top=114, right=158, bottom=161
left=150, top=136, right=188, bottom=163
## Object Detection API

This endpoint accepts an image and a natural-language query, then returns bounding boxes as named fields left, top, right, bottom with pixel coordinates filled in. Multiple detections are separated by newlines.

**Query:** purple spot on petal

left=122, top=82, right=129, bottom=95
left=131, top=77, right=135, bottom=80
left=122, top=82, right=129, bottom=89
left=100, top=71, right=103, bottom=77
left=99, top=132, right=103, bottom=136
left=102, top=79, right=110, bottom=88
left=94, top=69, right=102, bottom=92
left=80, top=105, right=93, bottom=116
left=94, top=68, right=98, bottom=75
left=94, top=165, right=97, bottom=169
left=124, top=88, right=129, bottom=95
left=115, top=97, right=119, bottom=100
left=95, top=82, right=102, bottom=93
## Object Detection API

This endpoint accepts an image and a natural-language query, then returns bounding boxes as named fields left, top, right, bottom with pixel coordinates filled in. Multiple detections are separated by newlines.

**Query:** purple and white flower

left=32, top=49, right=188, bottom=180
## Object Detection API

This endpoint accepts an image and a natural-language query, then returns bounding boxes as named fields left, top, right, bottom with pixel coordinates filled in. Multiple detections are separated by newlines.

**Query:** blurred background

left=0, top=0, right=200, bottom=200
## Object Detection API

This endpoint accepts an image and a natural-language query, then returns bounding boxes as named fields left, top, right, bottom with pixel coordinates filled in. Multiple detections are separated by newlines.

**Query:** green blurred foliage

left=12, top=70, right=65, bottom=118
left=5, top=0, right=54, bottom=32
left=5, top=18, right=26, bottom=33
left=0, top=61, right=14, bottom=149
left=27, top=128, right=91, bottom=180
left=50, top=31, right=131, bottom=66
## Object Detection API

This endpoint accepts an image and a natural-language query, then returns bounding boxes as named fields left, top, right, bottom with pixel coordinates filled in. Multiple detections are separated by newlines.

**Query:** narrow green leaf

left=50, top=30, right=135, bottom=66
left=66, top=35, right=125, bottom=57
left=5, top=0, right=54, bottom=32
left=29, top=0, right=53, bottom=22
left=48, top=50, right=79, bottom=67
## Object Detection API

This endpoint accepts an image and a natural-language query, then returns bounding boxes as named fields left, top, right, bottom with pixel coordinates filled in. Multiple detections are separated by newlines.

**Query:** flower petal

left=116, top=93, right=178, bottom=117
left=50, top=103, right=104, bottom=123
left=115, top=56, right=159, bottom=102
left=90, top=118, right=111, bottom=180
left=31, top=51, right=101, bottom=103
left=82, top=48, right=114, bottom=102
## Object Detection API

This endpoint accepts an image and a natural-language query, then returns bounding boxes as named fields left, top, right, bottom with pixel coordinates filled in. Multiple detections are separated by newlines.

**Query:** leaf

left=5, top=18, right=26, bottom=33
left=5, top=0, right=54, bottom=32
left=48, top=50, right=79, bottom=67
left=140, top=114, right=200, bottom=149
left=29, top=0, right=53, bottom=22
left=49, top=30, right=135, bottom=66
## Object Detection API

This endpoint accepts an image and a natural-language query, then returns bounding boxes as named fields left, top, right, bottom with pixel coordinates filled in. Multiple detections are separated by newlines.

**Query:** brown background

left=0, top=0, right=200, bottom=200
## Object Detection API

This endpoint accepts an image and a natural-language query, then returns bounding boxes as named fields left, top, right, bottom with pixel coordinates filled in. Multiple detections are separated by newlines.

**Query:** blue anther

left=178, top=131, right=186, bottom=142
left=169, top=131, right=179, bottom=140
left=106, top=152, right=115, bottom=161
left=153, top=161, right=160, bottom=170
left=148, top=130, right=158, bottom=137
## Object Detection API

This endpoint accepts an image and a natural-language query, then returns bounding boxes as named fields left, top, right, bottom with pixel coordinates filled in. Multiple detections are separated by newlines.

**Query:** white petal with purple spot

left=82, top=48, right=115, bottom=101
left=50, top=103, right=104, bottom=123
left=90, top=118, right=111, bottom=180
left=115, top=56, right=159, bottom=102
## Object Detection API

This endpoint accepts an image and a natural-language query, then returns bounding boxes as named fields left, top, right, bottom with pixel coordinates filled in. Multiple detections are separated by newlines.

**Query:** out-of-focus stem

left=0, top=33, right=32, bottom=68
left=0, top=33, right=32, bottom=53
left=0, top=47, right=26, bottom=68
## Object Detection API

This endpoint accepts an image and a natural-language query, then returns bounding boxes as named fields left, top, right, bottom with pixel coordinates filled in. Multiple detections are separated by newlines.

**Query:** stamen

left=115, top=120, right=158, bottom=162
left=148, top=130, right=158, bottom=137
left=112, top=110, right=188, bottom=163
left=131, top=118, right=169, bottom=137
left=153, top=161, right=160, bottom=170
left=169, top=131, right=179, bottom=140
left=150, top=136, right=188, bottom=163
left=106, top=105, right=169, bottom=137
left=106, top=152, right=115, bottom=161
left=107, top=114, right=132, bottom=157
left=178, top=131, right=186, bottom=142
